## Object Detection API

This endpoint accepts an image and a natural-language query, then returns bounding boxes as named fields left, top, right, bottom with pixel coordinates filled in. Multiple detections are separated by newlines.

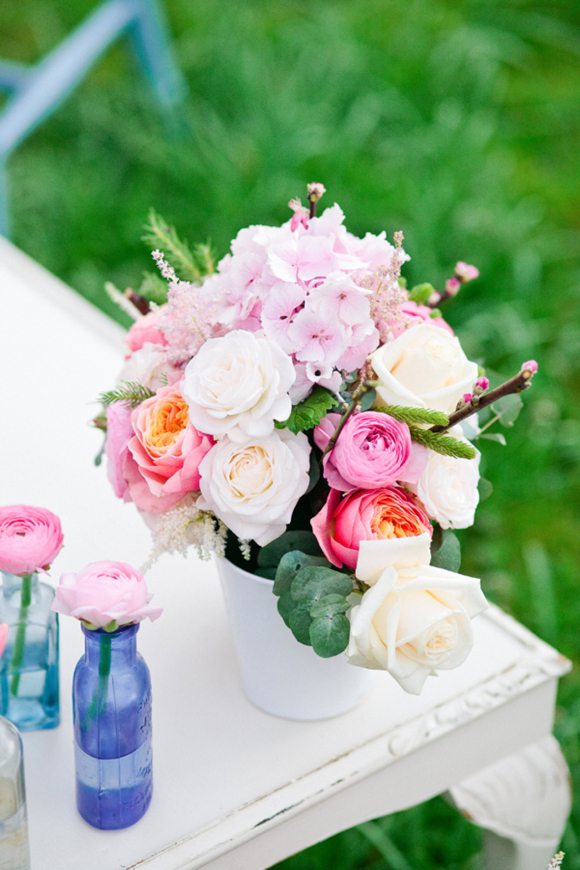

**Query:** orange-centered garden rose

left=125, top=382, right=214, bottom=513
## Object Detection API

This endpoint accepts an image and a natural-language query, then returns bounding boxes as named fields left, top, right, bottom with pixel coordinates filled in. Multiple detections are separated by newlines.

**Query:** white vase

left=215, top=557, right=373, bottom=720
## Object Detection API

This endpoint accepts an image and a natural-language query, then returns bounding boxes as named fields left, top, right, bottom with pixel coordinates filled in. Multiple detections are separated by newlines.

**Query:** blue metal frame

left=0, top=0, right=186, bottom=237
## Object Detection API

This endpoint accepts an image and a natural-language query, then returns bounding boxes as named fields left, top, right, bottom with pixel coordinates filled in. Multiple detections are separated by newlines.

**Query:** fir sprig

left=143, top=210, right=215, bottom=283
left=408, top=425, right=477, bottom=459
left=98, top=381, right=155, bottom=409
left=375, top=403, right=449, bottom=427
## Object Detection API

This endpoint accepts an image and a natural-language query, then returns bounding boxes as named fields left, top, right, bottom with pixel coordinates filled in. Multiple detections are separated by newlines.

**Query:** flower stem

left=83, top=633, right=112, bottom=729
left=429, top=366, right=536, bottom=434
left=10, top=573, right=32, bottom=696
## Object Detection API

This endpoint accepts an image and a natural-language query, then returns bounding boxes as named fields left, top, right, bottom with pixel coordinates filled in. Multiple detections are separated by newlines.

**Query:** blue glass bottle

left=0, top=572, right=59, bottom=731
left=73, top=623, right=153, bottom=829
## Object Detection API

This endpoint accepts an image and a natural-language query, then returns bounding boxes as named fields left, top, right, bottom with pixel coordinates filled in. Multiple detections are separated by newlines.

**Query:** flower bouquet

left=96, top=184, right=537, bottom=700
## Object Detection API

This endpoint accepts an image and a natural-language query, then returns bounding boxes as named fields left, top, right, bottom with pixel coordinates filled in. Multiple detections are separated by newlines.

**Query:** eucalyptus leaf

left=289, top=602, right=314, bottom=645
left=478, top=477, right=493, bottom=502
left=479, top=432, right=507, bottom=446
left=430, top=529, right=461, bottom=572
left=359, top=388, right=376, bottom=411
left=254, top=567, right=277, bottom=580
left=258, top=531, right=322, bottom=568
left=306, top=449, right=321, bottom=493
left=491, top=392, right=523, bottom=427
left=273, top=551, right=331, bottom=596
left=310, top=593, right=351, bottom=619
left=277, top=591, right=297, bottom=627
left=310, top=613, right=351, bottom=657
left=291, top=567, right=354, bottom=602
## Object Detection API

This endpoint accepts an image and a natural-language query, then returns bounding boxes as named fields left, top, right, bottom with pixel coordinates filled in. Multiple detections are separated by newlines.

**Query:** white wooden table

left=0, top=237, right=572, bottom=870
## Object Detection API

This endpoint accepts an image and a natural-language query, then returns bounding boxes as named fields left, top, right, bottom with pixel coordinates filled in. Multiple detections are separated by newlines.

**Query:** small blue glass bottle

left=72, top=623, right=152, bottom=829
left=0, top=572, right=59, bottom=731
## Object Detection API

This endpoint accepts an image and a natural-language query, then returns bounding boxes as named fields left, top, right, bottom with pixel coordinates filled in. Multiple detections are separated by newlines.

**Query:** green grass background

left=1, top=1, right=579, bottom=866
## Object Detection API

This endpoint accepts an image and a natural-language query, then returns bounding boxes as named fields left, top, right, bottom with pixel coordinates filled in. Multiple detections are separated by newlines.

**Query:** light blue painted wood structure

left=0, top=0, right=186, bottom=237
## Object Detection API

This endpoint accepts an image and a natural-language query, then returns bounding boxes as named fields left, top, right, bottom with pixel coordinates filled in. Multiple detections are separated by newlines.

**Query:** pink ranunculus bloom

left=0, top=623, right=8, bottom=658
left=52, top=561, right=162, bottom=629
left=105, top=402, right=135, bottom=502
left=314, top=411, right=427, bottom=491
left=127, top=382, right=214, bottom=513
left=125, top=310, right=168, bottom=354
left=384, top=300, right=454, bottom=339
left=311, top=486, right=432, bottom=570
left=0, top=505, right=63, bottom=576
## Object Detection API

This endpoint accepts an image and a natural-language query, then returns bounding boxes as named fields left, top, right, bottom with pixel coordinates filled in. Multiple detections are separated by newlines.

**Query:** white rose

left=347, top=534, right=487, bottom=694
left=182, top=330, right=295, bottom=442
left=409, top=432, right=480, bottom=529
left=197, top=429, right=310, bottom=546
left=370, top=322, right=478, bottom=413
left=118, top=344, right=177, bottom=392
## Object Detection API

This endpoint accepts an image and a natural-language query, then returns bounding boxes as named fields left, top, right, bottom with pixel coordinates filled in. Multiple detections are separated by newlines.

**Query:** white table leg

left=448, top=735, right=571, bottom=870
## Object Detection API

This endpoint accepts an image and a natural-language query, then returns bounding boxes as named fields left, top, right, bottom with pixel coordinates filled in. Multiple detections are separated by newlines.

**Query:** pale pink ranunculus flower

left=0, top=623, right=9, bottom=658
left=125, top=310, right=168, bottom=353
left=0, top=505, right=63, bottom=576
left=346, top=534, right=488, bottom=694
left=52, top=561, right=162, bottom=629
left=127, top=382, right=214, bottom=512
left=314, top=411, right=427, bottom=491
left=311, top=485, right=432, bottom=570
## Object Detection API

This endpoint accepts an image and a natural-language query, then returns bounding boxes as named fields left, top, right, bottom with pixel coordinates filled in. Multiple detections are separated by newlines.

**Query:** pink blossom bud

left=475, top=377, right=490, bottom=390
left=307, top=182, right=326, bottom=201
left=455, top=262, right=480, bottom=282
left=445, top=277, right=461, bottom=297
left=428, top=291, right=441, bottom=306
left=462, top=393, right=473, bottom=404
left=521, top=360, right=538, bottom=374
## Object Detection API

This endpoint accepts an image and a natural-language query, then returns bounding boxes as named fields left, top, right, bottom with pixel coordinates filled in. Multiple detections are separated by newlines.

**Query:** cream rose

left=118, top=344, right=179, bottom=392
left=182, top=330, right=295, bottom=442
left=409, top=430, right=480, bottom=529
left=346, top=534, right=487, bottom=694
left=370, top=322, right=478, bottom=414
left=197, top=429, right=311, bottom=546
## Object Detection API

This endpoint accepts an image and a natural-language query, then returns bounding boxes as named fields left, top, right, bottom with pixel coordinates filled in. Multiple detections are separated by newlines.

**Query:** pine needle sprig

left=98, top=381, right=155, bottom=409
left=142, top=209, right=202, bottom=283
left=408, top=425, right=477, bottom=459
left=375, top=403, right=449, bottom=427
left=193, top=241, right=216, bottom=277
left=137, top=270, right=170, bottom=306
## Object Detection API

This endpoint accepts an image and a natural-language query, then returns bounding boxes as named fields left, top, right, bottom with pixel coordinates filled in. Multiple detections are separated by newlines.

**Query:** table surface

left=0, top=238, right=570, bottom=870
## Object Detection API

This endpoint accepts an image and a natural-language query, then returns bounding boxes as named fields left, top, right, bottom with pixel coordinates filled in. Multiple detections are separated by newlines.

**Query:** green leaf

left=310, top=593, right=351, bottom=618
left=479, top=432, right=507, bottom=446
left=310, top=613, right=351, bottom=657
left=291, top=567, right=353, bottom=602
left=272, top=551, right=330, bottom=596
left=408, top=282, right=435, bottom=305
left=277, top=591, right=297, bottom=627
left=408, top=425, right=477, bottom=459
left=491, top=392, right=523, bottom=428
left=259, top=532, right=322, bottom=569
left=306, top=449, right=321, bottom=493
left=254, top=567, right=277, bottom=580
left=375, top=404, right=449, bottom=427
left=98, top=381, right=155, bottom=409
left=138, top=270, right=169, bottom=305
left=478, top=477, right=493, bottom=502
left=289, top=602, right=314, bottom=645
left=430, top=529, right=461, bottom=572
left=276, top=386, right=339, bottom=434
left=359, top=388, right=376, bottom=411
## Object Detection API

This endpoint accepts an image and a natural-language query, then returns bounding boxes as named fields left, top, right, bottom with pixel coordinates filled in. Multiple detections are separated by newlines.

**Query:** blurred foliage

left=1, top=0, right=579, bottom=865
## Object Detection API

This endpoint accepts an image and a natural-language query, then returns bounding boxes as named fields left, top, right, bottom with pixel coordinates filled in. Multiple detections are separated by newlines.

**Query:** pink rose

left=311, top=485, right=432, bottom=570
left=0, top=623, right=8, bottom=658
left=125, top=310, right=168, bottom=353
left=127, top=382, right=214, bottom=513
left=314, top=411, right=427, bottom=491
left=0, top=505, right=63, bottom=576
left=386, top=301, right=454, bottom=339
left=105, top=402, right=134, bottom=501
left=52, top=560, right=163, bottom=629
